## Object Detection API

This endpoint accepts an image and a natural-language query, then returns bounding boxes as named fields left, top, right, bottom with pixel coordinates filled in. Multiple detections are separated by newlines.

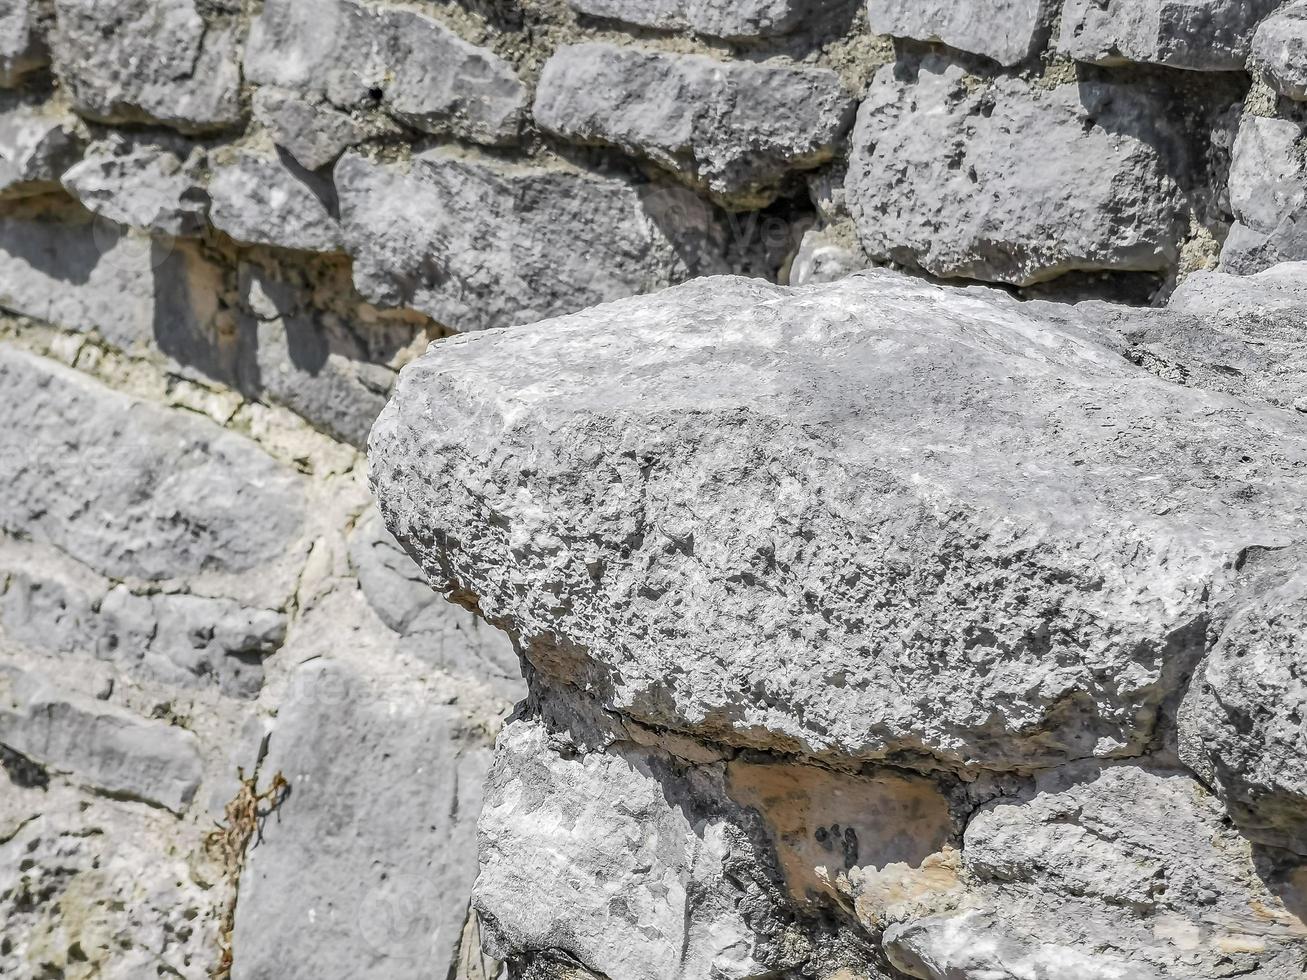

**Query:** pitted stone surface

left=51, top=0, right=242, bottom=132
left=245, top=0, right=526, bottom=145
left=866, top=0, right=1053, bottom=66
left=370, top=270, right=1307, bottom=770
left=534, top=43, right=854, bottom=205
left=1058, top=0, right=1282, bottom=70
left=1251, top=1, right=1307, bottom=101
left=568, top=0, right=828, bottom=39
left=845, top=59, right=1185, bottom=286
left=336, top=149, right=721, bottom=332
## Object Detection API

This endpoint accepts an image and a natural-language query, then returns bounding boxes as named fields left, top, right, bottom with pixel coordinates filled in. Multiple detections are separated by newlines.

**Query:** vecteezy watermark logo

left=90, top=213, right=176, bottom=273
left=357, top=872, right=444, bottom=961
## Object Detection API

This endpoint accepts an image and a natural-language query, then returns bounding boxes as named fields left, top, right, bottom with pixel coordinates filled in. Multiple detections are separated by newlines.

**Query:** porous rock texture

left=0, top=1, right=1306, bottom=978
left=373, top=267, right=1307, bottom=978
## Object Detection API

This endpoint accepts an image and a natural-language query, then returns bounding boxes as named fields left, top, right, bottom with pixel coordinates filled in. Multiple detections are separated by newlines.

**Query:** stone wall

left=0, top=1, right=1305, bottom=979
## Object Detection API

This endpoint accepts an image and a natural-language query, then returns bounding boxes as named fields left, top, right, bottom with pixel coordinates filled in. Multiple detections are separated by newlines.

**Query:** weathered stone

left=0, top=0, right=48, bottom=87
left=1219, top=114, right=1307, bottom=275
left=534, top=43, right=854, bottom=205
left=866, top=0, right=1053, bottom=66
left=335, top=149, right=721, bottom=331
left=208, top=150, right=343, bottom=254
left=1250, top=1, right=1307, bottom=101
left=1180, top=552, right=1307, bottom=855
left=348, top=509, right=523, bottom=695
left=1058, top=0, right=1281, bottom=70
left=245, top=0, right=526, bottom=145
left=0, top=802, right=220, bottom=977
left=0, top=103, right=79, bottom=198
left=884, top=765, right=1307, bottom=979
left=846, top=58, right=1185, bottom=285
left=253, top=87, right=369, bottom=172
left=0, top=668, right=202, bottom=812
left=0, top=346, right=307, bottom=601
left=51, top=0, right=242, bottom=133
left=788, top=226, right=867, bottom=285
left=371, top=270, right=1307, bottom=770
left=476, top=718, right=773, bottom=980
left=61, top=140, right=208, bottom=236
left=231, top=659, right=496, bottom=979
left=568, top=0, right=827, bottom=39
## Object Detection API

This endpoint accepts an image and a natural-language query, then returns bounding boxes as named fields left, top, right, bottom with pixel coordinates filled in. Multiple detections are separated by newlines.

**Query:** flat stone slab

left=370, top=269, right=1307, bottom=771
left=866, top=0, right=1053, bottom=66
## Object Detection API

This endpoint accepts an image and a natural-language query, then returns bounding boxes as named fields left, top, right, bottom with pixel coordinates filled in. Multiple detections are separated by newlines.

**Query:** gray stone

left=534, top=43, right=854, bottom=205
left=230, top=659, right=496, bottom=980
left=1219, top=114, right=1307, bottom=275
left=845, top=58, right=1185, bottom=285
left=245, top=0, right=526, bottom=145
left=335, top=149, right=720, bottom=331
left=0, top=346, right=307, bottom=599
left=866, top=0, right=1053, bottom=66
left=1179, top=552, right=1307, bottom=855
left=1058, top=0, right=1281, bottom=70
left=61, top=140, right=208, bottom=236
left=568, top=0, right=827, bottom=39
left=0, top=803, right=220, bottom=977
left=1250, top=1, right=1307, bottom=101
left=884, top=765, right=1307, bottom=979
left=50, top=0, right=242, bottom=133
left=787, top=226, right=867, bottom=285
left=208, top=150, right=343, bottom=254
left=0, top=0, right=48, bottom=86
left=253, top=87, right=369, bottom=172
left=0, top=103, right=79, bottom=198
left=370, top=269, right=1307, bottom=771
left=0, top=668, right=202, bottom=812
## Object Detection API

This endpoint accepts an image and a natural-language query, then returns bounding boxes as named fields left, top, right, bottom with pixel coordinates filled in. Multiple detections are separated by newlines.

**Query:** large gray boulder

left=845, top=58, right=1185, bottom=285
left=534, top=43, right=854, bottom=206
left=1219, top=114, right=1307, bottom=276
left=208, top=150, right=343, bottom=254
left=369, top=270, right=1307, bottom=772
left=1250, top=1, right=1307, bottom=101
left=866, top=0, right=1054, bottom=66
left=0, top=0, right=48, bottom=86
left=336, top=149, right=723, bottom=331
left=245, top=0, right=525, bottom=145
left=1058, top=0, right=1281, bottom=70
left=568, top=0, right=828, bottom=40
left=0, top=667, right=202, bottom=813
left=50, top=0, right=242, bottom=132
left=230, top=659, right=497, bottom=980
left=0, top=346, right=308, bottom=604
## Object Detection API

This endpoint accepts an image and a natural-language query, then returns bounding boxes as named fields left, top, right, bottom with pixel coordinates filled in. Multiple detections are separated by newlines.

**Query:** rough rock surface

left=245, top=0, right=526, bottom=146
left=51, top=0, right=242, bottom=132
left=208, top=150, right=343, bottom=253
left=0, top=0, right=48, bottom=87
left=1251, top=1, right=1307, bottom=101
left=568, top=0, right=827, bottom=40
left=1219, top=114, right=1307, bottom=275
left=0, top=103, right=79, bottom=198
left=534, top=43, right=854, bottom=205
left=845, top=59, right=1185, bottom=285
left=336, top=149, right=723, bottom=331
left=61, top=141, right=208, bottom=236
left=253, top=88, right=371, bottom=172
left=370, top=270, right=1307, bottom=770
left=866, top=0, right=1053, bottom=66
left=1059, top=0, right=1281, bottom=70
